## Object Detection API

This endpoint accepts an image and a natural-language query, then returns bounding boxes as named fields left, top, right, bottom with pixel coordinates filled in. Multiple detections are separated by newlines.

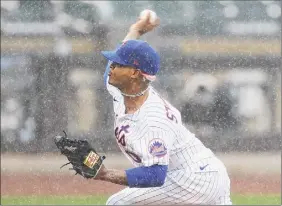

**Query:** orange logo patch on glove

left=83, top=151, right=99, bottom=168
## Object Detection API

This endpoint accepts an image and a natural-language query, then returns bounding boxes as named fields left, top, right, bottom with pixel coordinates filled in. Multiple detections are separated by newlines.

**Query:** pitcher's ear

left=130, top=69, right=142, bottom=79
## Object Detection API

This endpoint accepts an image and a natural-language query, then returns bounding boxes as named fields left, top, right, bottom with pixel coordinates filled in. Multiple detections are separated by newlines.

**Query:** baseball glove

left=54, top=131, right=106, bottom=179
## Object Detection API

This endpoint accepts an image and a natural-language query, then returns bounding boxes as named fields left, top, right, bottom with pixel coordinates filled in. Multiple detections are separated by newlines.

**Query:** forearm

left=123, top=29, right=141, bottom=42
left=97, top=169, right=128, bottom=186
left=95, top=165, right=168, bottom=188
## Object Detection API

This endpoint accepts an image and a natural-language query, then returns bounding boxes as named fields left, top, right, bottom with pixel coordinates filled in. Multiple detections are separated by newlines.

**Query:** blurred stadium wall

left=1, top=1, right=281, bottom=153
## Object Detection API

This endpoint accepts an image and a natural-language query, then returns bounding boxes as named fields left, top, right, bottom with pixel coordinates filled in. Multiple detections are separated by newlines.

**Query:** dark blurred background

left=1, top=0, right=281, bottom=153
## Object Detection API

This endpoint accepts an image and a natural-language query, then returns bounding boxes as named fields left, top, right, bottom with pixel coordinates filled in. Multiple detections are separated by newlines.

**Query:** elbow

left=153, top=167, right=167, bottom=187
left=125, top=165, right=168, bottom=188
left=156, top=165, right=167, bottom=187
left=156, top=178, right=166, bottom=187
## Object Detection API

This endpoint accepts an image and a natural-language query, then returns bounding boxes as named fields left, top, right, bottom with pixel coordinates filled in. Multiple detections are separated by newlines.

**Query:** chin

left=108, top=79, right=117, bottom=87
left=108, top=79, right=114, bottom=85
left=108, top=78, right=123, bottom=89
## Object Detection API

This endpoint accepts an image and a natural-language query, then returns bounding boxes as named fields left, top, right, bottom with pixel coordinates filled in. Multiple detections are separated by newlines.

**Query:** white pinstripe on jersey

left=106, top=80, right=232, bottom=205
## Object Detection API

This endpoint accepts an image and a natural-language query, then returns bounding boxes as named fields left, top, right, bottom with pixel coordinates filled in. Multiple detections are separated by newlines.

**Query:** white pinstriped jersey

left=107, top=82, right=220, bottom=173
left=106, top=80, right=232, bottom=205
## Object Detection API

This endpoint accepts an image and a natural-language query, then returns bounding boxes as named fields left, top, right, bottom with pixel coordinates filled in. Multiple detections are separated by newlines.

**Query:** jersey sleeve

left=132, top=128, right=172, bottom=167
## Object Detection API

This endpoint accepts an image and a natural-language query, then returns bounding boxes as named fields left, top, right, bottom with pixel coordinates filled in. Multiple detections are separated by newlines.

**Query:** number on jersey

left=115, top=125, right=129, bottom=147
left=165, top=105, right=178, bottom=123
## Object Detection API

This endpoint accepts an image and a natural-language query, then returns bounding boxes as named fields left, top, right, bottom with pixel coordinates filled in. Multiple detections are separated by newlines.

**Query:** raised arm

left=103, top=11, right=160, bottom=88
left=123, top=11, right=160, bottom=42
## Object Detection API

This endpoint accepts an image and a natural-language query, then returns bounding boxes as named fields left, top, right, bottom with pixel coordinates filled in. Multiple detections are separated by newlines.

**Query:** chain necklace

left=120, top=86, right=150, bottom=98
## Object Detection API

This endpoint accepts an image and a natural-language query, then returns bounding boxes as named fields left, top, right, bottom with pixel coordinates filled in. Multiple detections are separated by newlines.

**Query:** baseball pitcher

left=55, top=11, right=232, bottom=205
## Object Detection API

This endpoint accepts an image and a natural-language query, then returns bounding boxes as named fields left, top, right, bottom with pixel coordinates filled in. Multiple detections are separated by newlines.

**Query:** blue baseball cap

left=101, top=40, right=160, bottom=81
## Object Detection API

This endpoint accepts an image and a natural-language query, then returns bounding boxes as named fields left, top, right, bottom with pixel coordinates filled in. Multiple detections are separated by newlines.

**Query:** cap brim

left=101, top=51, right=126, bottom=65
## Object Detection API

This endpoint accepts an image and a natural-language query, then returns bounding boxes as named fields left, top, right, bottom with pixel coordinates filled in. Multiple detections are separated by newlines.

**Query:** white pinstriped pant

left=106, top=168, right=232, bottom=205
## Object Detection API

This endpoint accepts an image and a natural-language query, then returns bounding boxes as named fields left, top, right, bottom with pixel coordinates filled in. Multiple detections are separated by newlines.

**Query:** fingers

left=152, top=17, right=160, bottom=26
left=129, top=10, right=160, bottom=35
left=135, top=17, right=159, bottom=29
left=137, top=11, right=150, bottom=22
left=144, top=12, right=151, bottom=23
